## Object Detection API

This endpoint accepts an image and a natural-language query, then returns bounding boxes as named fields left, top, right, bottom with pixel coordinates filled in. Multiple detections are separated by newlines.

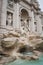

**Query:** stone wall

left=0, top=0, right=43, bottom=35
left=0, top=0, right=3, bottom=26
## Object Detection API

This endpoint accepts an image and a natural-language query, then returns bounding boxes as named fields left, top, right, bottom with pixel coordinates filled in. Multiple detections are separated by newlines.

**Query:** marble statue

left=7, top=13, right=12, bottom=26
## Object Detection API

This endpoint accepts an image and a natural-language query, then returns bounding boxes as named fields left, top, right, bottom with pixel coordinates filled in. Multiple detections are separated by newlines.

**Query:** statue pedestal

left=6, top=26, right=14, bottom=31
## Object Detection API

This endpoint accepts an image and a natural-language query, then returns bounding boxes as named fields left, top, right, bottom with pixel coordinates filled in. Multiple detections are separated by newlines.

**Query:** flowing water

left=5, top=55, right=43, bottom=65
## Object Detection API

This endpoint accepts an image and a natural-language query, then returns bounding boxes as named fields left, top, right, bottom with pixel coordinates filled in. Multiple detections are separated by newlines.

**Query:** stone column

left=37, top=14, right=42, bottom=34
left=29, top=9, right=35, bottom=32
left=31, top=10, right=35, bottom=32
left=1, top=0, right=7, bottom=28
left=14, top=3, right=20, bottom=30
left=29, top=18, right=31, bottom=31
left=28, top=9, right=32, bottom=32
left=0, top=0, right=2, bottom=26
left=13, top=3, right=16, bottom=29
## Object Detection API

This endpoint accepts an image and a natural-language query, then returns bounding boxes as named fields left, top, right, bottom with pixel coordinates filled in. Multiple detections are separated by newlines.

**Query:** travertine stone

left=0, top=0, right=43, bottom=36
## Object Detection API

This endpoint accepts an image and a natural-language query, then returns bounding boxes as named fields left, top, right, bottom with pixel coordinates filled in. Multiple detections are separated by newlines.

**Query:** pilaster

left=0, top=0, right=3, bottom=26
left=14, top=3, right=20, bottom=30
left=29, top=8, right=35, bottom=32
left=1, top=0, right=7, bottom=28
left=37, top=14, right=42, bottom=34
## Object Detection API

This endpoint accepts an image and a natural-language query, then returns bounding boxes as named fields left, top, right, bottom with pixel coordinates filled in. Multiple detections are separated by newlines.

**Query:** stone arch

left=20, top=8, right=29, bottom=30
left=20, top=7, right=29, bottom=17
left=21, top=9, right=29, bottom=21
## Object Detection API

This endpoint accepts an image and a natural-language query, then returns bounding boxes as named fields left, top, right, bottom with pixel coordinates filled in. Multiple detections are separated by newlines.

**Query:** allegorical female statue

left=7, top=13, right=12, bottom=26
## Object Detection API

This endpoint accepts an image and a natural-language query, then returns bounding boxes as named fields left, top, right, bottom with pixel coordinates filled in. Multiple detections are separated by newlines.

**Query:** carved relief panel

left=7, top=0, right=14, bottom=10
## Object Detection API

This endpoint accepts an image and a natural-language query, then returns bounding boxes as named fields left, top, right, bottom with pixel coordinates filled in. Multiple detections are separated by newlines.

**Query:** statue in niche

left=24, top=19, right=28, bottom=32
left=21, top=18, right=30, bottom=32
left=7, top=13, right=12, bottom=26
left=21, top=19, right=25, bottom=27
left=21, top=18, right=29, bottom=32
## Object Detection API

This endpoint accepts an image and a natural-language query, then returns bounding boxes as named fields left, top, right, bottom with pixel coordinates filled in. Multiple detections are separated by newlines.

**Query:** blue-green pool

left=5, top=55, right=43, bottom=65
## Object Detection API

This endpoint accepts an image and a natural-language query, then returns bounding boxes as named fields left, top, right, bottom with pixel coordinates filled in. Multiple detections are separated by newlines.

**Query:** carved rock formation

left=0, top=29, right=43, bottom=64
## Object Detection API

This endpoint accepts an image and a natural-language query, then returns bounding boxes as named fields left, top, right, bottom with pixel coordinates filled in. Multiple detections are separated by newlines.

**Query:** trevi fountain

left=0, top=0, right=43, bottom=65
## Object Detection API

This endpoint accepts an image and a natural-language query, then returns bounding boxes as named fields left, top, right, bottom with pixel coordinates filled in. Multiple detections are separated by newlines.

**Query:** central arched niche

left=21, top=9, right=29, bottom=21
left=21, top=9, right=29, bottom=29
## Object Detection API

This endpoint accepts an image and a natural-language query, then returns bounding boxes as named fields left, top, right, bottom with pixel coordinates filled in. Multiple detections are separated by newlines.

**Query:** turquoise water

left=5, top=55, right=43, bottom=65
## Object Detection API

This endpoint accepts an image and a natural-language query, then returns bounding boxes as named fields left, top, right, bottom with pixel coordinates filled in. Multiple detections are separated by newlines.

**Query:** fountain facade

left=0, top=0, right=43, bottom=65
left=0, top=0, right=43, bottom=34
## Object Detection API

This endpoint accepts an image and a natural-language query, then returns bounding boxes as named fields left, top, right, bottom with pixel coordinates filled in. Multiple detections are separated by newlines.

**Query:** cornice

left=14, top=0, right=41, bottom=11
left=22, top=0, right=40, bottom=10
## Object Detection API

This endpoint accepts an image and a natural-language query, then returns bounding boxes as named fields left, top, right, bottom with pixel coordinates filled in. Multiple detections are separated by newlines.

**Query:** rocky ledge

left=0, top=30, right=43, bottom=65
